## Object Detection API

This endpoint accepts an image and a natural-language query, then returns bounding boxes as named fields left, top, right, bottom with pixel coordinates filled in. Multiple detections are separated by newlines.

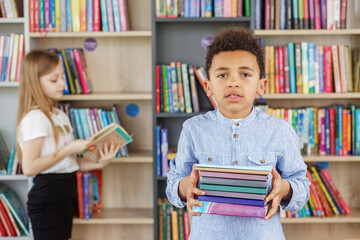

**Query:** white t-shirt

left=18, top=108, right=79, bottom=174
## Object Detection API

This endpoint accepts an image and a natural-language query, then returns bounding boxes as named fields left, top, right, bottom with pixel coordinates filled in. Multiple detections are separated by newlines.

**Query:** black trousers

left=27, top=172, right=76, bottom=240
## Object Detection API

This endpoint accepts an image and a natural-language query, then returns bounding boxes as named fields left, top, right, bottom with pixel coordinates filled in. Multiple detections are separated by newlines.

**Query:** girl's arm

left=22, top=137, right=93, bottom=177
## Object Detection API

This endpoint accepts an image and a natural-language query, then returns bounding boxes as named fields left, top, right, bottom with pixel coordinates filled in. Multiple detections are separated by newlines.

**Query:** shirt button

left=208, top=157, right=212, bottom=162
left=235, top=122, right=239, bottom=126
left=233, top=134, right=238, bottom=138
left=260, top=160, right=265, bottom=164
left=233, top=161, right=238, bottom=165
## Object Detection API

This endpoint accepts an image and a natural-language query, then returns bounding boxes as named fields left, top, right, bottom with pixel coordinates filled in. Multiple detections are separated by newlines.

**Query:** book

left=198, top=195, right=265, bottom=206
left=199, top=184, right=268, bottom=195
left=199, top=176, right=267, bottom=188
left=195, top=164, right=272, bottom=175
left=204, top=190, right=266, bottom=200
left=82, top=122, right=132, bottom=162
left=193, top=201, right=269, bottom=218
left=199, top=170, right=268, bottom=181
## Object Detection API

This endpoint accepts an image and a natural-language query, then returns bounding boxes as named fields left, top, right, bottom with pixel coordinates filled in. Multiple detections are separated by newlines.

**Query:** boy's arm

left=166, top=122, right=198, bottom=208
left=276, top=123, right=311, bottom=212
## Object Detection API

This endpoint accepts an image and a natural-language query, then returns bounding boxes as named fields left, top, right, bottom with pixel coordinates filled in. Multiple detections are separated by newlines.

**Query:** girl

left=16, top=49, right=122, bottom=240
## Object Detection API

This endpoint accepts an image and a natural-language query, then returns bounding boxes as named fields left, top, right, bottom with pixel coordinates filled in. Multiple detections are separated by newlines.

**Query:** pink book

left=5, top=33, right=14, bottom=82
left=264, top=0, right=270, bottom=29
left=44, top=0, right=50, bottom=31
left=193, top=201, right=268, bottom=218
left=73, top=49, right=90, bottom=94
left=314, top=0, right=321, bottom=29
left=275, top=47, right=279, bottom=93
left=329, top=108, right=336, bottom=155
left=15, top=34, right=24, bottom=82
left=76, top=172, right=85, bottom=218
left=338, top=45, right=347, bottom=93
left=323, top=46, right=333, bottom=93
left=93, top=0, right=101, bottom=31
left=34, top=0, right=40, bottom=32
left=223, top=0, right=232, bottom=17
left=340, top=0, right=347, bottom=29
left=183, top=211, right=190, bottom=240
left=199, top=171, right=267, bottom=181
left=278, top=46, right=285, bottom=93
left=106, top=0, right=115, bottom=32
left=118, top=0, right=129, bottom=31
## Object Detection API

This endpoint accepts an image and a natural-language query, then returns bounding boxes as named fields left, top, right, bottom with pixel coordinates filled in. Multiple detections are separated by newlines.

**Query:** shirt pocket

left=195, top=152, right=228, bottom=165
left=246, top=152, right=277, bottom=168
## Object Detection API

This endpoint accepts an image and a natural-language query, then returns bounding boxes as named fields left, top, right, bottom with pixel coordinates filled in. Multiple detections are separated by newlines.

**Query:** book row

left=51, top=48, right=93, bottom=95
left=59, top=103, right=129, bottom=157
left=0, top=34, right=25, bottom=82
left=29, top=0, right=129, bottom=32
left=158, top=198, right=191, bottom=240
left=281, top=165, right=350, bottom=218
left=0, top=0, right=22, bottom=18
left=255, top=105, right=360, bottom=156
left=0, top=132, right=21, bottom=176
left=255, top=0, right=348, bottom=30
left=156, top=63, right=217, bottom=114
left=155, top=0, right=251, bottom=18
left=264, top=43, right=359, bottom=94
left=76, top=170, right=102, bottom=219
left=0, top=182, right=29, bottom=237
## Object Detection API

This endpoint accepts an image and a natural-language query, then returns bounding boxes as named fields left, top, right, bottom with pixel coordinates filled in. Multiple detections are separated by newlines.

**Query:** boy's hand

left=264, top=168, right=292, bottom=221
left=179, top=164, right=205, bottom=216
left=98, top=141, right=122, bottom=168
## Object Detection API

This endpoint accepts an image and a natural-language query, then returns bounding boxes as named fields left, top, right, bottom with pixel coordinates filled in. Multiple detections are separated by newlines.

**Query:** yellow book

left=269, top=46, right=275, bottom=94
left=311, top=166, right=339, bottom=215
left=71, top=0, right=80, bottom=32
left=171, top=210, right=179, bottom=240
left=82, top=123, right=132, bottom=162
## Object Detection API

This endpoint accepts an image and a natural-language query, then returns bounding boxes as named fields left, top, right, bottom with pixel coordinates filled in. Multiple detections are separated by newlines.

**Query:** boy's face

left=205, top=50, right=267, bottom=119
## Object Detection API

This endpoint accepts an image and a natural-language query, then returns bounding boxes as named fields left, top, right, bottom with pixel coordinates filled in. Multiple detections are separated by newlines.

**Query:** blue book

left=101, top=111, right=109, bottom=126
left=99, top=0, right=108, bottom=31
left=6, top=135, right=16, bottom=175
left=198, top=195, right=265, bottom=207
left=50, top=0, right=55, bottom=30
left=195, top=164, right=272, bottom=173
left=1, top=37, right=9, bottom=82
left=66, top=0, right=72, bottom=31
left=200, top=0, right=205, bottom=17
left=280, top=0, right=286, bottom=29
left=161, top=128, right=168, bottom=177
left=69, top=108, right=78, bottom=139
left=214, top=0, right=223, bottom=17
left=79, top=109, right=91, bottom=139
left=184, top=0, right=190, bottom=18
left=255, top=0, right=262, bottom=29
left=288, top=43, right=296, bottom=93
left=308, top=43, right=315, bottom=93
left=325, top=108, right=330, bottom=155
left=156, top=126, right=161, bottom=176
left=292, top=0, right=299, bottom=29
left=309, top=108, right=315, bottom=152
left=73, top=109, right=85, bottom=139
left=57, top=52, right=70, bottom=94
left=112, top=0, right=121, bottom=31
left=111, top=106, right=129, bottom=156
left=355, top=109, right=360, bottom=155
left=87, top=0, right=93, bottom=31
left=83, top=173, right=91, bottom=219
left=167, top=66, right=174, bottom=113
left=338, top=106, right=343, bottom=155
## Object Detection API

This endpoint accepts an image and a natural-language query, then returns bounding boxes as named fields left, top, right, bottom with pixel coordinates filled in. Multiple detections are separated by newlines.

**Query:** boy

left=166, top=27, right=310, bottom=239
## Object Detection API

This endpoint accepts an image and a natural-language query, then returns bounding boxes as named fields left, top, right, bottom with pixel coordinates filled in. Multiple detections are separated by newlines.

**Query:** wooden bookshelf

left=29, top=31, right=152, bottom=38
left=303, top=156, right=360, bottom=162
left=73, top=208, right=153, bottom=224
left=77, top=150, right=153, bottom=163
left=0, top=82, right=20, bottom=87
left=254, top=29, right=360, bottom=36
left=0, top=17, right=25, bottom=23
left=60, top=92, right=152, bottom=101
left=155, top=17, right=251, bottom=23
left=258, top=93, right=360, bottom=99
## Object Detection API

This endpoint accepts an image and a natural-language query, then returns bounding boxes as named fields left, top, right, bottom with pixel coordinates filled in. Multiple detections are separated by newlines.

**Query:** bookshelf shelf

left=281, top=208, right=360, bottom=224
left=0, top=175, right=30, bottom=180
left=258, top=93, right=360, bottom=100
left=303, top=156, right=360, bottom=162
left=77, top=151, right=152, bottom=163
left=73, top=208, right=153, bottom=225
left=29, top=31, right=152, bottom=38
left=0, top=82, right=20, bottom=87
left=60, top=92, right=152, bottom=101
left=3, top=237, right=32, bottom=240
left=0, top=17, right=25, bottom=23
left=254, top=29, right=360, bottom=36
left=155, top=17, right=251, bottom=23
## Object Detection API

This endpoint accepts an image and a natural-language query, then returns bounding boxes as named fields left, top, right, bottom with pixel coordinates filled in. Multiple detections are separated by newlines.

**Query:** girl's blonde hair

left=16, top=49, right=61, bottom=162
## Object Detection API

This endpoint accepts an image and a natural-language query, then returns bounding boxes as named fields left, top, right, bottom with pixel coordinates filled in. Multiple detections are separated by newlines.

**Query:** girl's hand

left=66, top=137, right=95, bottom=155
left=97, top=141, right=122, bottom=168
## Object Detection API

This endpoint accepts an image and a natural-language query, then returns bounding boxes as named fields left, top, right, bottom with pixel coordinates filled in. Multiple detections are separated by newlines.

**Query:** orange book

left=80, top=0, right=87, bottom=31
left=29, top=0, right=35, bottom=31
left=171, top=210, right=179, bottom=240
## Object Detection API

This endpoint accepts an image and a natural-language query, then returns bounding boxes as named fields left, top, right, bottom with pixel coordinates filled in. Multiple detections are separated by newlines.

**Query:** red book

left=118, top=0, right=130, bottom=31
left=73, top=49, right=90, bottom=94
left=0, top=200, right=16, bottom=236
left=183, top=210, right=190, bottom=240
left=275, top=47, right=279, bottom=93
left=340, top=0, right=347, bottom=29
left=323, top=46, right=333, bottom=93
left=0, top=209, right=9, bottom=236
left=342, top=109, right=348, bottom=156
left=303, top=0, right=309, bottom=29
left=0, top=213, right=6, bottom=236
left=29, top=0, right=35, bottom=31
left=319, top=170, right=345, bottom=214
left=278, top=46, right=285, bottom=93
left=321, top=168, right=351, bottom=214
left=34, top=0, right=40, bottom=32
left=76, top=172, right=85, bottom=219
left=284, top=109, right=288, bottom=122
left=329, top=107, right=336, bottom=155
left=156, top=65, right=160, bottom=113
left=306, top=170, right=326, bottom=217
left=93, top=0, right=101, bottom=31
left=264, top=0, right=270, bottom=29
left=311, top=172, right=333, bottom=216
left=314, top=0, right=322, bottom=29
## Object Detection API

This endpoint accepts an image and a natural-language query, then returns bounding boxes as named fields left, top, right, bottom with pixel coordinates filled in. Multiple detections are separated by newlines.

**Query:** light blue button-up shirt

left=166, top=108, right=310, bottom=240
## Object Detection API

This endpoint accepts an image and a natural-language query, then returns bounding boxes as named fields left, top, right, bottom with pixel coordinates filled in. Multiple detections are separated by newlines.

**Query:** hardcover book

left=82, top=123, right=132, bottom=162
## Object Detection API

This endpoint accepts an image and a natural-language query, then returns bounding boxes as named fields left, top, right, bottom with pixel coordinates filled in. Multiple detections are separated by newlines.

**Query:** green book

left=163, top=65, right=170, bottom=113
left=200, top=184, right=268, bottom=195
left=244, top=0, right=251, bottom=17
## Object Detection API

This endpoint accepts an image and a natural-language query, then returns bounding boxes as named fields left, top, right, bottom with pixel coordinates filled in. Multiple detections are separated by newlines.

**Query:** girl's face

left=40, top=61, right=66, bottom=100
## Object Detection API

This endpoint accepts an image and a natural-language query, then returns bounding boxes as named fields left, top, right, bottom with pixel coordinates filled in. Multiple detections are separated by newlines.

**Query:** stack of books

left=193, top=164, right=272, bottom=218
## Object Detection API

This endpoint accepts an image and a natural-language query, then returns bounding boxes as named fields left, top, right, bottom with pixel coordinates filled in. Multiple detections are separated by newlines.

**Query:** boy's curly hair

left=205, top=27, right=264, bottom=79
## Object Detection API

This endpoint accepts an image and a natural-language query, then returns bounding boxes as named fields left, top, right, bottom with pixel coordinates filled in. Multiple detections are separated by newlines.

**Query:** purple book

left=193, top=201, right=268, bottom=218
left=198, top=195, right=265, bottom=206
left=204, top=190, right=266, bottom=200
left=309, top=0, right=315, bottom=29
left=199, top=171, right=267, bottom=181
left=44, top=0, right=50, bottom=31
left=161, top=129, right=168, bottom=177
left=320, top=0, right=327, bottom=29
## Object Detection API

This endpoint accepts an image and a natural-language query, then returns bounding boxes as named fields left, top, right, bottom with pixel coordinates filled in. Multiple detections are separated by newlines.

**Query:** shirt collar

left=215, top=106, right=256, bottom=126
